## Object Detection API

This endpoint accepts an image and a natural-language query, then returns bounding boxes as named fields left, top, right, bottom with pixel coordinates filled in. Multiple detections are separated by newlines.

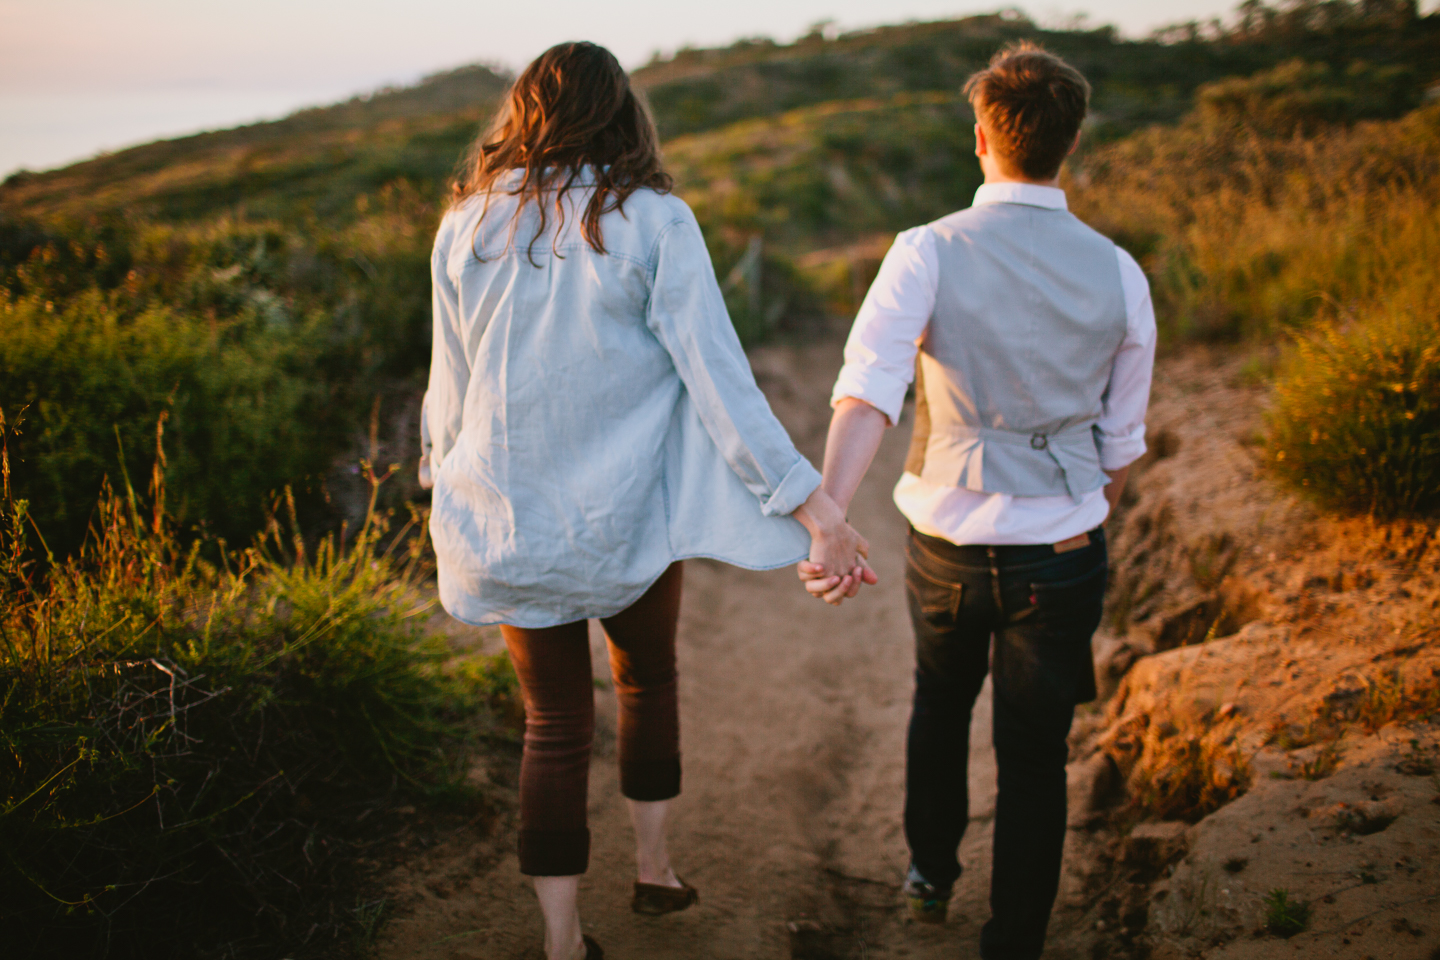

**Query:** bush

left=1194, top=58, right=1420, bottom=137
left=1069, top=99, right=1440, bottom=342
left=1263, top=888, right=1311, bottom=937
left=1268, top=298, right=1440, bottom=516
left=0, top=203, right=436, bottom=559
left=1117, top=721, right=1253, bottom=824
left=0, top=289, right=334, bottom=556
left=0, top=427, right=493, bottom=959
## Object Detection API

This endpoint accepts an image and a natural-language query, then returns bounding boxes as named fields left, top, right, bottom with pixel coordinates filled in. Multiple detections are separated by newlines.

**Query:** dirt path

left=376, top=339, right=1440, bottom=959
left=378, top=338, right=1008, bottom=960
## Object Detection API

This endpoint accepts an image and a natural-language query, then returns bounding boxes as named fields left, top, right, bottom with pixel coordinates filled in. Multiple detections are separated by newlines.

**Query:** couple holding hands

left=421, top=38, right=1154, bottom=960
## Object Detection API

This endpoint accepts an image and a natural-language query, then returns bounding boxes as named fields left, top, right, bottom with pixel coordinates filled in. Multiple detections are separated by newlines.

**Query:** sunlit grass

left=0, top=415, right=504, bottom=958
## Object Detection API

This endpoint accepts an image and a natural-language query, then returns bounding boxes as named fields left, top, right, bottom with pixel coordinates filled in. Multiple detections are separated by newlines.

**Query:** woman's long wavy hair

left=450, top=42, right=672, bottom=261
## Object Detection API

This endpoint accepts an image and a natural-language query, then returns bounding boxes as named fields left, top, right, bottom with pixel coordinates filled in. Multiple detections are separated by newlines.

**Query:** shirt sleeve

left=646, top=210, right=821, bottom=517
left=829, top=226, right=938, bottom=425
left=423, top=222, right=469, bottom=474
left=1097, top=246, right=1157, bottom=472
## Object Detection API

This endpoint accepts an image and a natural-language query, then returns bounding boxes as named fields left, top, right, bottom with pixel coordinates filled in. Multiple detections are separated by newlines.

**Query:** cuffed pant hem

left=619, top=757, right=681, bottom=801
left=518, top=828, right=591, bottom=876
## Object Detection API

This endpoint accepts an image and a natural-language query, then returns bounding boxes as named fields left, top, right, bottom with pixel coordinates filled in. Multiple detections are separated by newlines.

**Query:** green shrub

left=1268, top=297, right=1440, bottom=516
left=0, top=204, right=437, bottom=559
left=1195, top=58, right=1420, bottom=137
left=0, top=429, right=494, bottom=958
left=0, top=288, right=334, bottom=556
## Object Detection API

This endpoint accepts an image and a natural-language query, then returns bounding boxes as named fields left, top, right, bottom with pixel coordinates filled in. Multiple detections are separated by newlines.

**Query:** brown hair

left=451, top=41, right=672, bottom=261
left=963, top=42, right=1090, bottom=180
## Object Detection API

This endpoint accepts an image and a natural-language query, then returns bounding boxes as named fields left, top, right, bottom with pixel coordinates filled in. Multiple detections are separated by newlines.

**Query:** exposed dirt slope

left=377, top=339, right=1440, bottom=960
left=1063, top=347, right=1440, bottom=960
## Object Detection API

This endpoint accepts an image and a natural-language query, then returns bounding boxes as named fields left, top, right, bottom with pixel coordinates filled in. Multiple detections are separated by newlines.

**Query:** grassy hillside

left=1, top=1, right=1437, bottom=559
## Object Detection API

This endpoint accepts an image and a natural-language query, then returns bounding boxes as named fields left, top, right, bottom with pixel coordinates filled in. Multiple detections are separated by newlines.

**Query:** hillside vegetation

left=3, top=1, right=1438, bottom=556
left=1, top=2, right=1439, bottom=956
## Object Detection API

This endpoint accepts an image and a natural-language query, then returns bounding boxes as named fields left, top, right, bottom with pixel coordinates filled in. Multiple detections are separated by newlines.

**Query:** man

left=800, top=43, right=1155, bottom=959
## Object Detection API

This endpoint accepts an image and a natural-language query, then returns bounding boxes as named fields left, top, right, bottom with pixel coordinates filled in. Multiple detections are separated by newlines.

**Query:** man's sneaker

left=902, top=864, right=950, bottom=924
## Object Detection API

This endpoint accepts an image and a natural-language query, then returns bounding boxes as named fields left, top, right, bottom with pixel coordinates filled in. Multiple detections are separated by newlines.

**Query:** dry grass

left=1070, top=101, right=1440, bottom=342
left=1107, top=718, right=1253, bottom=824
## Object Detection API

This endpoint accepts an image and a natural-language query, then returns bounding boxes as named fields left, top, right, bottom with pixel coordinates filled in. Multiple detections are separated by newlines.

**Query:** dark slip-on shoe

left=582, top=934, right=604, bottom=959
left=631, top=876, right=699, bottom=915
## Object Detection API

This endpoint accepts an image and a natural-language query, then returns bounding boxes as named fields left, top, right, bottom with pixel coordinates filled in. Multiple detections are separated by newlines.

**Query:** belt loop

left=986, top=546, right=1004, bottom=615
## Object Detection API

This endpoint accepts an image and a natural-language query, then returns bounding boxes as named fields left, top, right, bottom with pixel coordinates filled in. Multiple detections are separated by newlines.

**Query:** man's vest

left=903, top=201, right=1128, bottom=502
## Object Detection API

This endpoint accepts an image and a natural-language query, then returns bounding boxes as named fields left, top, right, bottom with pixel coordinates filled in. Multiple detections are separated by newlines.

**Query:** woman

left=420, top=42, right=872, bottom=960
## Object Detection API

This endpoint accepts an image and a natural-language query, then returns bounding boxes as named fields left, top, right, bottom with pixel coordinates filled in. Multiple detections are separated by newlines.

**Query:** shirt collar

left=494, top=164, right=604, bottom=187
left=972, top=182, right=1068, bottom=210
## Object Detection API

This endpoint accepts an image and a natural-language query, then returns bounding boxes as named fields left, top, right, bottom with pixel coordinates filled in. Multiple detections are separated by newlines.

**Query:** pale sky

left=0, top=0, right=1351, bottom=176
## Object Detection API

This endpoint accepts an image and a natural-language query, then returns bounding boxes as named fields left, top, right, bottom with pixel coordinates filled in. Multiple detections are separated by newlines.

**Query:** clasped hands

left=792, top=485, right=877, bottom=606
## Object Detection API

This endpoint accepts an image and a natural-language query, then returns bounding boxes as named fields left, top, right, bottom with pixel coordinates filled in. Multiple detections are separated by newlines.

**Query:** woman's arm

left=644, top=210, right=873, bottom=594
left=645, top=214, right=819, bottom=516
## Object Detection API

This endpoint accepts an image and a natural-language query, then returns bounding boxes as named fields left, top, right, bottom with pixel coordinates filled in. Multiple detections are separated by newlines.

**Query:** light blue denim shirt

left=422, top=172, right=820, bottom=627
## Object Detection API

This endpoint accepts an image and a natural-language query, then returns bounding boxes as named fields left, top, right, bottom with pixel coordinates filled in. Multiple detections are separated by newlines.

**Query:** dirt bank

left=376, top=339, right=1440, bottom=960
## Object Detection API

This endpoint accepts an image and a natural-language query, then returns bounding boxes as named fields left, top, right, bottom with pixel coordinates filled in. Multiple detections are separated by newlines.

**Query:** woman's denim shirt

left=423, top=173, right=820, bottom=627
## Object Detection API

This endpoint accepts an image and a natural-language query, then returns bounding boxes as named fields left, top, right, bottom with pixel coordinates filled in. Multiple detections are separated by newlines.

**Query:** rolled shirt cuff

left=761, top=455, right=823, bottom=517
left=831, top=362, right=909, bottom=426
left=1098, top=430, right=1148, bottom=472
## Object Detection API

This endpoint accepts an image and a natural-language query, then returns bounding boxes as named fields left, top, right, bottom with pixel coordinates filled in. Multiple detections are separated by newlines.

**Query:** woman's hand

left=792, top=486, right=878, bottom=606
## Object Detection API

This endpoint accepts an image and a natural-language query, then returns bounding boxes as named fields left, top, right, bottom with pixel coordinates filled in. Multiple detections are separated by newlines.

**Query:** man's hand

left=792, top=486, right=878, bottom=605
left=797, top=553, right=877, bottom=604
left=789, top=396, right=891, bottom=606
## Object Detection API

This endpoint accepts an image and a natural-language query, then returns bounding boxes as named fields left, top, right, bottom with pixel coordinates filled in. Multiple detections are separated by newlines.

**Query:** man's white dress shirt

left=831, top=182, right=1156, bottom=546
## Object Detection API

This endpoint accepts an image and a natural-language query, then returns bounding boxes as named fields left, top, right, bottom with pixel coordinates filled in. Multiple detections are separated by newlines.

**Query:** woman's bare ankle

left=544, top=931, right=584, bottom=960
left=636, top=862, right=681, bottom=887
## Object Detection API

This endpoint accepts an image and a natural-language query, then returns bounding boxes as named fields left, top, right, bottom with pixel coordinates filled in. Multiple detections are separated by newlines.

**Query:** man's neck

left=982, top=172, right=1062, bottom=189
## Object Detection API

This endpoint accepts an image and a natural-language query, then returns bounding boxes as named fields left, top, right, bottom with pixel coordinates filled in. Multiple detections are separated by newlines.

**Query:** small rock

left=1125, top=821, right=1191, bottom=872
left=1067, top=752, right=1118, bottom=827
left=1341, top=797, right=1404, bottom=835
left=1218, top=702, right=1240, bottom=719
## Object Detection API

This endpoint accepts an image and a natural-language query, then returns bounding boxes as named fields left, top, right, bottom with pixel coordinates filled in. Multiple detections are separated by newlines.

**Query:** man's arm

left=802, top=228, right=937, bottom=603
left=1095, top=247, right=1156, bottom=517
left=1103, top=464, right=1131, bottom=515
left=821, top=397, right=889, bottom=513
left=799, top=397, right=888, bottom=602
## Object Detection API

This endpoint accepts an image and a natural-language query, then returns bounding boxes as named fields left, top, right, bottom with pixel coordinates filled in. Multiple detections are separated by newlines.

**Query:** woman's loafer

left=632, top=876, right=699, bottom=915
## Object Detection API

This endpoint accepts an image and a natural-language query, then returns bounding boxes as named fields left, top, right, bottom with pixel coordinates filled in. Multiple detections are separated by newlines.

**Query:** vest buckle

left=1030, top=433, right=1048, bottom=450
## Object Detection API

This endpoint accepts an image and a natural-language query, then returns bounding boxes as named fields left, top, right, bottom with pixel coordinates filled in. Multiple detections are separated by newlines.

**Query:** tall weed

left=0, top=418, right=491, bottom=958
left=1268, top=291, right=1440, bottom=516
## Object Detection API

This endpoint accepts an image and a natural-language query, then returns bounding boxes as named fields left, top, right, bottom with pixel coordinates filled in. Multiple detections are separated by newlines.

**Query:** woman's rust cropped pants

left=499, top=561, right=683, bottom=877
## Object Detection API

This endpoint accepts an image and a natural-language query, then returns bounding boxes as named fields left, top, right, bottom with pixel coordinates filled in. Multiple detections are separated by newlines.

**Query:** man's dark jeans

left=904, top=526, right=1106, bottom=960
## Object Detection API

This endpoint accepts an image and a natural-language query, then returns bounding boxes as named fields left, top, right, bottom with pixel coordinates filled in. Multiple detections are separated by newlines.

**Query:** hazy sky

left=0, top=0, right=1367, bottom=176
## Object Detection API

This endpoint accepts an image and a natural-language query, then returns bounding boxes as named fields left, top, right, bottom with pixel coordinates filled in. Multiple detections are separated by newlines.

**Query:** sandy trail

left=380, top=339, right=1440, bottom=960
left=379, top=338, right=1005, bottom=959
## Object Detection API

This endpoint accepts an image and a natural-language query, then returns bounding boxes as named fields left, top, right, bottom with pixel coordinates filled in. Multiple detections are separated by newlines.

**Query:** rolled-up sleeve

left=646, top=213, right=821, bottom=517
left=424, top=225, right=468, bottom=472
left=1097, top=247, right=1157, bottom=472
left=830, top=226, right=938, bottom=425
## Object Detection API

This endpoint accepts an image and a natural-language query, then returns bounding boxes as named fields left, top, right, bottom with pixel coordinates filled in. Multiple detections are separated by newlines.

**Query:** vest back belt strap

left=943, top=421, right=1099, bottom=502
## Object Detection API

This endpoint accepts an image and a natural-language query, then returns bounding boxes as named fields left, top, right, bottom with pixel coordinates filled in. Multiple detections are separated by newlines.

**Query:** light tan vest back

left=905, top=201, right=1128, bottom=501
